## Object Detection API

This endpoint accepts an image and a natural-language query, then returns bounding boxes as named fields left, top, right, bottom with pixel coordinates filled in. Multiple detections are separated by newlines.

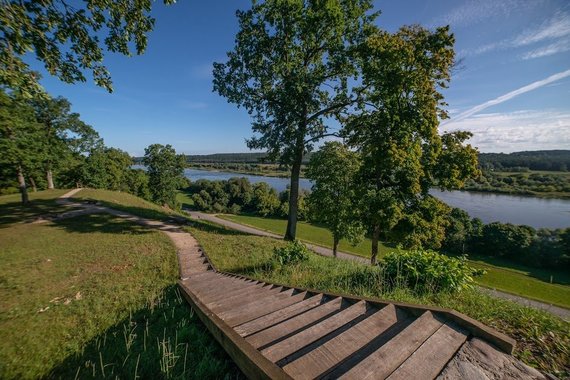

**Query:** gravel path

left=187, top=211, right=570, bottom=320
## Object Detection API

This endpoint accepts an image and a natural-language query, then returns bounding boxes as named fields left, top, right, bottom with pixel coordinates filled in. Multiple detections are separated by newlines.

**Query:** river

left=184, top=168, right=570, bottom=229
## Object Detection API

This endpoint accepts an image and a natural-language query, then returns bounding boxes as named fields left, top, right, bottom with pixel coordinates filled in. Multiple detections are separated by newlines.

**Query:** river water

left=183, top=169, right=570, bottom=229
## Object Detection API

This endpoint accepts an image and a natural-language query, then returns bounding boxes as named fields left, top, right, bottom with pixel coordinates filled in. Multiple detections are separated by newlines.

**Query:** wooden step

left=386, top=323, right=467, bottom=380
left=217, top=288, right=298, bottom=319
left=282, top=304, right=402, bottom=379
left=196, top=280, right=266, bottom=302
left=338, top=311, right=443, bottom=379
left=234, top=294, right=327, bottom=337
left=207, top=285, right=287, bottom=313
left=246, top=297, right=343, bottom=349
left=189, top=276, right=258, bottom=295
left=262, top=300, right=369, bottom=363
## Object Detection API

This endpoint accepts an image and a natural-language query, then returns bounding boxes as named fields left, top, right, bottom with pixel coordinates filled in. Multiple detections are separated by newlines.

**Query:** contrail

left=442, top=68, right=570, bottom=126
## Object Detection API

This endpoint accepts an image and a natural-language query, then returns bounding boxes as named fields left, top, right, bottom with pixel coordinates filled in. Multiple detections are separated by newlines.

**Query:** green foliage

left=214, top=0, right=377, bottom=239
left=464, top=170, right=570, bottom=197
left=344, top=25, right=479, bottom=262
left=81, top=147, right=133, bottom=190
left=1, top=0, right=176, bottom=96
left=380, top=248, right=485, bottom=293
left=479, top=150, right=570, bottom=172
left=272, top=240, right=310, bottom=266
left=306, top=142, right=364, bottom=255
left=143, top=144, right=185, bottom=209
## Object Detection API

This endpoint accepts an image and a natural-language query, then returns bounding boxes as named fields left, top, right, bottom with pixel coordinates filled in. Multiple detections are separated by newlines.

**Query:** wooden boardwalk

left=178, top=247, right=546, bottom=379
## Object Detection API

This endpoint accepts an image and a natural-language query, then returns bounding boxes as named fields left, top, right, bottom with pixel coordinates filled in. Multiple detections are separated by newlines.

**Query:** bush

left=273, top=240, right=310, bottom=266
left=380, top=248, right=484, bottom=293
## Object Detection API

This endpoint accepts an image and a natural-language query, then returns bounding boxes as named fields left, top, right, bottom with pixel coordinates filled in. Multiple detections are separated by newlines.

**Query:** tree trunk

left=333, top=235, right=339, bottom=258
left=285, top=155, right=302, bottom=240
left=29, top=176, right=37, bottom=192
left=46, top=169, right=54, bottom=189
left=371, top=224, right=381, bottom=265
left=17, top=166, right=29, bottom=204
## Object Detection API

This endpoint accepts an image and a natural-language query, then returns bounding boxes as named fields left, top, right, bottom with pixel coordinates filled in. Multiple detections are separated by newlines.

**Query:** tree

left=251, top=182, right=280, bottom=217
left=213, top=0, right=377, bottom=240
left=344, top=25, right=479, bottom=264
left=143, top=144, right=185, bottom=208
left=30, top=95, right=100, bottom=189
left=306, top=141, right=363, bottom=257
left=0, top=90, right=43, bottom=203
left=1, top=0, right=175, bottom=97
left=81, top=147, right=132, bottom=190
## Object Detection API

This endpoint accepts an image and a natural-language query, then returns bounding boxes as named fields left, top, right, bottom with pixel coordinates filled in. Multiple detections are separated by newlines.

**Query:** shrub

left=273, top=240, right=310, bottom=266
left=380, top=248, right=484, bottom=293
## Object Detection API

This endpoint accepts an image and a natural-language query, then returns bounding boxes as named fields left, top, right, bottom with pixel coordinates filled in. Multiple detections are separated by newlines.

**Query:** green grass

left=219, top=213, right=570, bottom=309
left=220, top=214, right=395, bottom=258
left=177, top=190, right=195, bottom=209
left=0, top=189, right=70, bottom=227
left=187, top=220, right=570, bottom=376
left=0, top=190, right=241, bottom=379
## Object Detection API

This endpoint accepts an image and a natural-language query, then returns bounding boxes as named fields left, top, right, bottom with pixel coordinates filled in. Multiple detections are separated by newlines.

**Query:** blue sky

left=30, top=0, right=570, bottom=156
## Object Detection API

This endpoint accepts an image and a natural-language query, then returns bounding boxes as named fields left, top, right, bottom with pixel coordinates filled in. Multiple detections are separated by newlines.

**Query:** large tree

left=306, top=141, right=363, bottom=257
left=0, top=90, right=43, bottom=203
left=31, top=96, right=100, bottom=189
left=1, top=0, right=175, bottom=96
left=143, top=144, right=185, bottom=208
left=213, top=0, right=377, bottom=240
left=344, top=25, right=479, bottom=264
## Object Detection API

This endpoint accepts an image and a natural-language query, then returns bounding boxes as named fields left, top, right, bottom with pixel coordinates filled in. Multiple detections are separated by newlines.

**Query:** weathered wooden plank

left=234, top=294, right=326, bottom=337
left=178, top=280, right=292, bottom=380
left=246, top=297, right=343, bottom=349
left=196, top=280, right=266, bottom=302
left=208, top=285, right=287, bottom=313
left=217, top=288, right=298, bottom=319
left=189, top=275, right=259, bottom=295
left=339, top=311, right=443, bottom=380
left=282, top=304, right=401, bottom=379
left=386, top=323, right=467, bottom=380
left=218, top=288, right=301, bottom=320
left=261, top=300, right=368, bottom=363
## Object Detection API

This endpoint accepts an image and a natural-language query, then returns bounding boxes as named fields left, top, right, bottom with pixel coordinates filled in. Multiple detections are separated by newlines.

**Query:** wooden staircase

left=178, top=246, right=546, bottom=380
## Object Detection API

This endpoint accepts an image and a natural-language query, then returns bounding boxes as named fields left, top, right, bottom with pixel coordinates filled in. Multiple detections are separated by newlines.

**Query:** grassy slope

left=0, top=190, right=240, bottom=379
left=32, top=189, right=568, bottom=375
left=188, top=220, right=569, bottom=376
left=220, top=214, right=570, bottom=309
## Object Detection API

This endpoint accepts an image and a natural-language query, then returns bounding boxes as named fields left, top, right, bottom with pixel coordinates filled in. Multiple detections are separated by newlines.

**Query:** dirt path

left=187, top=211, right=570, bottom=320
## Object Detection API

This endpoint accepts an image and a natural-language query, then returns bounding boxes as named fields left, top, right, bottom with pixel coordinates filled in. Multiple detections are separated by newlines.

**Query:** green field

left=0, top=190, right=240, bottom=379
left=220, top=214, right=570, bottom=309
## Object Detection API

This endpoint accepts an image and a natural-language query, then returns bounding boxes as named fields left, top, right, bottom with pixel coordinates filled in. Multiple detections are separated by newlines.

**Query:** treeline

left=133, top=152, right=314, bottom=164
left=443, top=209, right=570, bottom=270
left=463, top=171, right=570, bottom=197
left=186, top=178, right=310, bottom=219
left=479, top=150, right=570, bottom=172
left=0, top=90, right=186, bottom=208
left=186, top=176, right=570, bottom=271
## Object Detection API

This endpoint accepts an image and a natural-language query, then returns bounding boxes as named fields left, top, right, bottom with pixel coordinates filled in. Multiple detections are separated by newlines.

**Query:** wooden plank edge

left=178, top=280, right=292, bottom=380
left=219, top=271, right=515, bottom=354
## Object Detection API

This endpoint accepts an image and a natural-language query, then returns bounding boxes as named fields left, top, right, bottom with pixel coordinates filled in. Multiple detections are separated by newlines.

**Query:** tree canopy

left=306, top=141, right=363, bottom=256
left=143, top=144, right=185, bottom=208
left=213, top=0, right=377, bottom=240
left=344, top=25, right=479, bottom=264
left=1, top=0, right=175, bottom=96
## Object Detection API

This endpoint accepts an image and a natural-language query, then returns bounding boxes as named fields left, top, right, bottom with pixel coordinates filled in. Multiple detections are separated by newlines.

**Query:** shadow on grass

left=51, top=213, right=153, bottom=235
left=0, top=199, right=67, bottom=228
left=47, top=285, right=243, bottom=380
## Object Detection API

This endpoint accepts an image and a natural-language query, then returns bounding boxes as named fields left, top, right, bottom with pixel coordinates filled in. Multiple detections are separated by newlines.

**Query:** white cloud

left=433, top=0, right=545, bottom=28
left=513, top=11, right=570, bottom=46
left=442, top=69, right=570, bottom=125
left=463, top=10, right=570, bottom=59
left=522, top=38, right=570, bottom=59
left=440, top=110, right=570, bottom=152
